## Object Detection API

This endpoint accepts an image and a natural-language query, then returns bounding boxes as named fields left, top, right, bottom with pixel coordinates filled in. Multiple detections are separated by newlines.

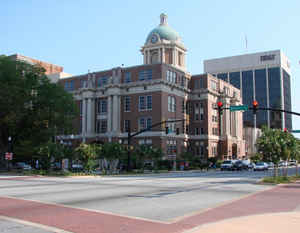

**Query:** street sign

left=230, top=105, right=248, bottom=112
left=292, top=130, right=300, bottom=133
left=5, top=152, right=13, bottom=160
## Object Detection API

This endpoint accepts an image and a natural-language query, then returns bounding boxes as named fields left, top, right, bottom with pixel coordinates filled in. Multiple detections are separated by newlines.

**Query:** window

left=168, top=96, right=176, bottom=112
left=64, top=80, right=74, bottom=91
left=139, top=95, right=152, bottom=111
left=124, top=96, right=131, bottom=112
left=200, top=113, right=204, bottom=120
left=200, top=128, right=204, bottom=135
left=124, top=72, right=131, bottom=83
left=167, top=118, right=176, bottom=133
left=147, top=96, right=152, bottom=110
left=139, top=96, right=145, bottom=110
left=210, top=80, right=217, bottom=91
left=96, top=120, right=107, bottom=133
left=147, top=118, right=152, bottom=130
left=139, top=70, right=152, bottom=81
left=195, top=128, right=199, bottom=135
left=70, top=80, right=74, bottom=90
left=166, top=70, right=177, bottom=83
left=97, top=99, right=107, bottom=114
left=100, top=120, right=107, bottom=133
left=212, top=127, right=219, bottom=135
left=80, top=79, right=86, bottom=88
left=97, top=77, right=108, bottom=87
left=139, top=117, right=152, bottom=130
left=124, top=120, right=130, bottom=132
left=194, top=78, right=205, bottom=89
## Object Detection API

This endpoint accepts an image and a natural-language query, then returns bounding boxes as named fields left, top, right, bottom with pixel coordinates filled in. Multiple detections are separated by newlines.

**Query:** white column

left=88, top=98, right=95, bottom=135
left=82, top=99, right=87, bottom=143
left=146, top=50, right=149, bottom=64
left=117, top=95, right=121, bottom=132
left=158, top=48, right=161, bottom=63
left=107, top=96, right=112, bottom=132
left=112, top=95, right=118, bottom=132
left=162, top=47, right=165, bottom=63
left=87, top=98, right=92, bottom=135
left=172, top=48, right=176, bottom=66
left=143, top=51, right=146, bottom=64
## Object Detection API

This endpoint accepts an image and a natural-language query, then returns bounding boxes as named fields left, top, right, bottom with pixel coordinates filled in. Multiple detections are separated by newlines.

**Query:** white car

left=254, top=162, right=268, bottom=171
left=220, top=160, right=235, bottom=171
left=279, top=161, right=288, bottom=167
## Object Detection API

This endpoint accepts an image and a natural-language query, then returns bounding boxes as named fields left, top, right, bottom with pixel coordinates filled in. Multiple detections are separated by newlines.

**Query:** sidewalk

left=187, top=212, right=300, bottom=233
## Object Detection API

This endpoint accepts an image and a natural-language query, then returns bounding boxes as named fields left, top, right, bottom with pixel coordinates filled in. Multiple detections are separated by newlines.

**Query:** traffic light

left=165, top=127, right=169, bottom=134
left=176, top=128, right=180, bottom=135
left=217, top=101, right=223, bottom=115
left=252, top=100, right=258, bottom=114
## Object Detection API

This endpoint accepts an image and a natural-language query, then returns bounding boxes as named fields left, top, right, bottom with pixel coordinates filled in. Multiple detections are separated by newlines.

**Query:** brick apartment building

left=10, top=14, right=245, bottom=161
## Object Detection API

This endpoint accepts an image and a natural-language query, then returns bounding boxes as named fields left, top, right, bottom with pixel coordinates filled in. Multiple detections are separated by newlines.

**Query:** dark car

left=232, top=161, right=248, bottom=171
left=15, top=162, right=32, bottom=170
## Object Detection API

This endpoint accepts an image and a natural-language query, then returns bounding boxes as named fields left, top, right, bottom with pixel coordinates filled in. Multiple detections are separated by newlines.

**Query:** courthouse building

left=57, top=14, right=245, bottom=160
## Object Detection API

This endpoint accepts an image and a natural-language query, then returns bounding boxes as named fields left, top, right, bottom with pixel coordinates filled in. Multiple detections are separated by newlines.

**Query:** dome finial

left=160, top=13, right=167, bottom=25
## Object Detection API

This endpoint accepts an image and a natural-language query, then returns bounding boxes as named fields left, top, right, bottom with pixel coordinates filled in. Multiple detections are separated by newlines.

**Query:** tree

left=75, top=143, right=98, bottom=172
left=36, top=141, right=62, bottom=170
left=97, top=143, right=126, bottom=173
left=150, top=147, right=164, bottom=170
left=256, top=126, right=300, bottom=177
left=0, top=56, right=78, bottom=162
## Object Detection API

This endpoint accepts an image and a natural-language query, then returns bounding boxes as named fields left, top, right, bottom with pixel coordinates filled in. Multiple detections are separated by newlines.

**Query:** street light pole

left=7, top=136, right=12, bottom=171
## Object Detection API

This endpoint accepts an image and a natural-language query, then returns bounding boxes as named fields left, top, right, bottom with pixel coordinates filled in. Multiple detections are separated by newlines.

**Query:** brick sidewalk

left=0, top=182, right=300, bottom=233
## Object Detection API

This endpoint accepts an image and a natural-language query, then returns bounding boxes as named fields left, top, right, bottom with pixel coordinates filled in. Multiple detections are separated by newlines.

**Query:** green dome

left=146, top=24, right=180, bottom=43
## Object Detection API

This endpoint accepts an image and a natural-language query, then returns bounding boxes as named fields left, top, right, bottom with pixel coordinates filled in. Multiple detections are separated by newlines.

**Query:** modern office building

left=204, top=50, right=292, bottom=131
left=56, top=14, right=245, bottom=160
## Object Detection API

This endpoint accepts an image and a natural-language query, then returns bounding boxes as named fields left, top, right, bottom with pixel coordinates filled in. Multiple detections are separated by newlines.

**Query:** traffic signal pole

left=252, top=100, right=258, bottom=154
left=126, top=119, right=185, bottom=172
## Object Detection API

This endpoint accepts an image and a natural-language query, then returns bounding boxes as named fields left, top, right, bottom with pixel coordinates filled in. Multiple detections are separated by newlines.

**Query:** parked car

left=289, top=160, right=297, bottom=166
left=15, top=162, right=32, bottom=170
left=254, top=162, right=268, bottom=171
left=220, top=160, right=235, bottom=171
left=232, top=160, right=249, bottom=171
left=279, top=161, right=288, bottom=167
left=71, top=164, right=84, bottom=172
left=267, top=162, right=274, bottom=168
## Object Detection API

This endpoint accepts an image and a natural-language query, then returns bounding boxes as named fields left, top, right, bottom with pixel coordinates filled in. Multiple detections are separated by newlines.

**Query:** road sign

left=230, top=105, right=248, bottom=112
left=5, top=152, right=13, bottom=160
left=292, top=130, right=300, bottom=133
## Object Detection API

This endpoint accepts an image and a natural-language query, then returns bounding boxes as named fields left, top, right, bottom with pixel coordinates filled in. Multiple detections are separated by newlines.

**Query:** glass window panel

left=229, top=72, right=240, bottom=89
left=242, top=70, right=254, bottom=127
left=268, top=67, right=282, bottom=128
left=255, top=69, right=268, bottom=127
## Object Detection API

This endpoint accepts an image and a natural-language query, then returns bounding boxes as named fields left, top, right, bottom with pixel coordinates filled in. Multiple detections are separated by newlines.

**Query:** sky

left=1, top=0, right=300, bottom=137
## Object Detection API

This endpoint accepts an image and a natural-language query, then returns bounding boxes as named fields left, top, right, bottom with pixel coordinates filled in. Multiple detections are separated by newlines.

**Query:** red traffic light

left=217, top=101, right=223, bottom=107
left=253, top=100, right=258, bottom=107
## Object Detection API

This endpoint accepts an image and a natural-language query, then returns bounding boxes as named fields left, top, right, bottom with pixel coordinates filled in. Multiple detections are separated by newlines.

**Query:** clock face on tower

left=151, top=34, right=158, bottom=43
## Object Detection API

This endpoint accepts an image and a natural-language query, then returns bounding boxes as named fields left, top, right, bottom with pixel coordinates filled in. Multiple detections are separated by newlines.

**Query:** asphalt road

left=0, top=169, right=280, bottom=222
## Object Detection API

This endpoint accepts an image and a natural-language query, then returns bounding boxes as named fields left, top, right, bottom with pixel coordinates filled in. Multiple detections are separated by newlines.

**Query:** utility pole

left=127, top=121, right=131, bottom=172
